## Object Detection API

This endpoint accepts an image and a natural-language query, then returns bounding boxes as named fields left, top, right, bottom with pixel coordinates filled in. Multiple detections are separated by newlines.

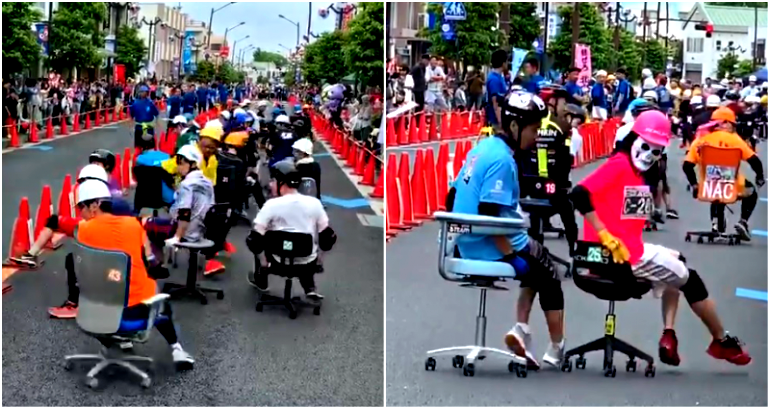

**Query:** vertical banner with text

left=573, top=43, right=592, bottom=88
left=510, top=47, right=529, bottom=76
left=35, top=23, right=49, bottom=56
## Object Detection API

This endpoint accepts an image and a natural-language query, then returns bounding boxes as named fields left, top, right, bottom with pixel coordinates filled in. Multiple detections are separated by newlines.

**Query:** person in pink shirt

left=569, top=110, right=751, bottom=368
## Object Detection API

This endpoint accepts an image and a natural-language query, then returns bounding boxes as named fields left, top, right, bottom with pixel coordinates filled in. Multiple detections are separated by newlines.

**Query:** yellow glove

left=597, top=229, right=630, bottom=264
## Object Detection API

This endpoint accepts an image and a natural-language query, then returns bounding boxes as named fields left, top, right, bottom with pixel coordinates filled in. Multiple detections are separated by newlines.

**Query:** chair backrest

left=72, top=241, right=131, bottom=335
left=572, top=241, right=634, bottom=281
left=697, top=145, right=743, bottom=204
left=215, top=152, right=246, bottom=205
left=133, top=165, right=173, bottom=211
left=298, top=177, right=318, bottom=198
left=264, top=230, right=314, bottom=265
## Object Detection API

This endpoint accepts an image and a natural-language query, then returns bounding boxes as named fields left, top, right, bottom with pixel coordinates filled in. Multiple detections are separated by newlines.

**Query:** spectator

left=591, top=70, right=609, bottom=120
left=465, top=66, right=485, bottom=110
left=182, top=84, right=197, bottom=115
left=564, top=67, right=587, bottom=106
left=613, top=68, right=632, bottom=117
left=408, top=54, right=430, bottom=112
left=522, top=58, right=545, bottom=94
left=167, top=87, right=182, bottom=124
left=454, top=82, right=467, bottom=111
left=485, top=49, right=509, bottom=131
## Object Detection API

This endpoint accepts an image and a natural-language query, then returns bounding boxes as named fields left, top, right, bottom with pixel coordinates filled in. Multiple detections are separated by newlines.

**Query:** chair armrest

left=433, top=211, right=527, bottom=236
left=141, top=293, right=170, bottom=307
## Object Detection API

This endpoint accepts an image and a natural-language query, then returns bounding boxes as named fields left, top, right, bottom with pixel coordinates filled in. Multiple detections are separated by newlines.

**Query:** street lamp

left=231, top=35, right=250, bottom=63
left=139, top=17, right=164, bottom=64
left=278, top=14, right=300, bottom=47
left=166, top=26, right=186, bottom=80
left=207, top=2, right=236, bottom=47
left=224, top=22, right=245, bottom=44
left=239, top=45, right=255, bottom=69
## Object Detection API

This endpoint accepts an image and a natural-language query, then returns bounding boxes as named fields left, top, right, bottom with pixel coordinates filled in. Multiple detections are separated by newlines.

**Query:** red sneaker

left=658, top=329, right=681, bottom=366
left=48, top=301, right=78, bottom=319
left=707, top=335, right=752, bottom=366
left=223, top=241, right=236, bottom=254
left=203, top=259, right=226, bottom=276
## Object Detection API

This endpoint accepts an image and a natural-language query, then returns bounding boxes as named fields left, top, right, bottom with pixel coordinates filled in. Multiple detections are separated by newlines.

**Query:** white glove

left=246, top=176, right=256, bottom=185
left=164, top=236, right=181, bottom=247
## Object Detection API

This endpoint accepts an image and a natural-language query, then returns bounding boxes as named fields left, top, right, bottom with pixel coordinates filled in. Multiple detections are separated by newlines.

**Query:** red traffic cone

left=103, top=108, right=109, bottom=124
left=360, top=153, right=376, bottom=187
left=72, top=182, right=80, bottom=219
left=72, top=113, right=80, bottom=132
left=94, top=110, right=101, bottom=127
left=412, top=149, right=430, bottom=219
left=122, top=148, right=131, bottom=191
left=408, top=113, right=420, bottom=144
left=428, top=113, right=438, bottom=141
left=8, top=120, right=20, bottom=148
left=84, top=112, right=91, bottom=129
left=59, top=115, right=69, bottom=136
left=437, top=144, right=449, bottom=210
left=387, top=118, right=397, bottom=146
left=4, top=197, right=33, bottom=268
left=440, top=111, right=450, bottom=140
left=397, top=115, right=408, bottom=145
left=419, top=113, right=428, bottom=142
left=346, top=142, right=357, bottom=168
left=452, top=141, right=465, bottom=181
left=28, top=120, right=39, bottom=143
left=46, top=117, right=54, bottom=139
left=112, top=153, right=123, bottom=190
left=34, top=185, right=65, bottom=250
left=354, top=148, right=366, bottom=176
left=398, top=152, right=421, bottom=226
left=386, top=153, right=408, bottom=230
left=370, top=166, right=384, bottom=198
left=424, top=148, right=438, bottom=214
left=58, top=174, right=73, bottom=218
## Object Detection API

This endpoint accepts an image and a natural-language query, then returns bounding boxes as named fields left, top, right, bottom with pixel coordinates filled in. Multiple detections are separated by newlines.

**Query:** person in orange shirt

left=683, top=107, right=765, bottom=241
left=74, top=179, right=195, bottom=370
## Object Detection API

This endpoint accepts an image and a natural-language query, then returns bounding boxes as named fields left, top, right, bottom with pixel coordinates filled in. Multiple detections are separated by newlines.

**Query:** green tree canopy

left=343, top=1, right=384, bottom=89
left=253, top=48, right=288, bottom=68
left=549, top=3, right=612, bottom=71
left=717, top=51, right=740, bottom=78
left=283, top=69, right=296, bottom=87
left=115, top=25, right=147, bottom=80
left=643, top=39, right=667, bottom=76
left=422, top=2, right=506, bottom=70
left=616, top=29, right=642, bottom=82
left=2, top=2, right=43, bottom=79
left=302, top=30, right=348, bottom=86
left=217, top=61, right=238, bottom=84
left=508, top=2, right=541, bottom=51
left=191, top=60, right=216, bottom=83
left=48, top=2, right=107, bottom=74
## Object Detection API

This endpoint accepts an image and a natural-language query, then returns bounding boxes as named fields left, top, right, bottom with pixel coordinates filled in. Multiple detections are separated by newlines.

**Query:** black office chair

left=133, top=164, right=175, bottom=212
left=255, top=230, right=321, bottom=319
left=561, top=241, right=656, bottom=378
left=519, top=175, right=567, bottom=239
left=216, top=151, right=250, bottom=224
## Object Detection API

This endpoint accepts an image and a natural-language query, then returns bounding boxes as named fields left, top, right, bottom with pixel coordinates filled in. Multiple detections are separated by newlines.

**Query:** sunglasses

left=640, top=142, right=662, bottom=157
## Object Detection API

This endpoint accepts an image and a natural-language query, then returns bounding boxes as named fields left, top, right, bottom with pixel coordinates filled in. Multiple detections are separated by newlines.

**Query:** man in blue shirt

left=218, top=83, right=228, bottom=107
left=234, top=83, right=243, bottom=102
left=182, top=84, right=197, bottom=115
left=208, top=83, right=218, bottom=108
left=130, top=85, right=160, bottom=149
left=449, top=89, right=566, bottom=369
left=485, top=49, right=509, bottom=132
left=564, top=67, right=587, bottom=107
left=522, top=58, right=545, bottom=95
left=590, top=70, right=608, bottom=120
left=613, top=68, right=632, bottom=117
left=196, top=83, right=209, bottom=112
left=167, top=87, right=182, bottom=122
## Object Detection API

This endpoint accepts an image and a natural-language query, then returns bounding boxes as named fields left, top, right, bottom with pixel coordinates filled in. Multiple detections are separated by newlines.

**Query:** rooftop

left=702, top=4, right=767, bottom=27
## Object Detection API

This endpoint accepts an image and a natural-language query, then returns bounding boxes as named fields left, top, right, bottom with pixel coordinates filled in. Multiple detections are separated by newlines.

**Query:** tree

left=549, top=3, right=612, bottom=71
left=717, top=51, right=740, bottom=78
left=256, top=75, right=268, bottom=85
left=735, top=59, right=755, bottom=78
left=115, top=25, right=147, bottom=80
left=343, top=1, right=384, bottom=89
left=2, top=2, right=43, bottom=78
left=283, top=70, right=296, bottom=87
left=192, top=60, right=216, bottom=82
left=253, top=48, right=288, bottom=69
left=422, top=2, right=506, bottom=70
left=643, top=39, right=667, bottom=76
left=706, top=2, right=767, bottom=7
left=508, top=2, right=541, bottom=51
left=217, top=61, right=238, bottom=84
left=302, top=30, right=347, bottom=86
left=48, top=2, right=107, bottom=74
left=616, top=30, right=642, bottom=82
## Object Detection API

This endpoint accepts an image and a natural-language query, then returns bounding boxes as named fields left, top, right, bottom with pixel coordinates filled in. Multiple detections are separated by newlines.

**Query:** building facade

left=135, top=3, right=188, bottom=79
left=387, top=2, right=428, bottom=68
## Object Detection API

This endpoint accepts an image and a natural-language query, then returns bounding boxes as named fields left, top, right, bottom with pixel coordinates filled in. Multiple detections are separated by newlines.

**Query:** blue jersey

left=523, top=75, right=544, bottom=94
left=182, top=92, right=197, bottom=114
left=591, top=83, right=607, bottom=109
left=615, top=79, right=632, bottom=114
left=565, top=81, right=584, bottom=106
left=167, top=95, right=182, bottom=118
left=485, top=71, right=507, bottom=126
left=452, top=136, right=529, bottom=261
left=196, top=87, right=208, bottom=104
left=219, top=85, right=228, bottom=104
left=130, top=97, right=159, bottom=123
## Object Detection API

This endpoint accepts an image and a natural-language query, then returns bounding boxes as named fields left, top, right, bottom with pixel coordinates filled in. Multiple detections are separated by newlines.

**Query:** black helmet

left=725, top=91, right=740, bottom=101
left=630, top=100, right=655, bottom=117
left=501, top=90, right=548, bottom=127
left=269, top=158, right=301, bottom=189
left=89, top=149, right=116, bottom=173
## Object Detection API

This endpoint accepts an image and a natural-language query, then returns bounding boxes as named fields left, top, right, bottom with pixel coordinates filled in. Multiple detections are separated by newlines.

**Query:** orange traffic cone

left=28, top=121, right=39, bottom=143
left=437, top=144, right=449, bottom=210
left=386, top=154, right=408, bottom=230
left=408, top=113, right=419, bottom=144
left=354, top=148, right=366, bottom=176
left=424, top=148, right=438, bottom=214
left=398, top=152, right=421, bottom=227
left=412, top=149, right=430, bottom=219
left=72, top=113, right=80, bottom=132
left=58, top=175, right=74, bottom=218
left=370, top=166, right=384, bottom=198
left=452, top=141, right=465, bottom=180
left=59, top=115, right=69, bottom=136
left=4, top=197, right=34, bottom=268
left=122, top=148, right=131, bottom=191
left=85, top=112, right=91, bottom=129
left=387, top=118, right=397, bottom=146
left=46, top=117, right=54, bottom=139
left=112, top=153, right=123, bottom=190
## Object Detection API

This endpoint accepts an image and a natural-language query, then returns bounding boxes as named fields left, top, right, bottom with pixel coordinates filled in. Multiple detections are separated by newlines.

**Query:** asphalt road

left=385, top=141, right=768, bottom=406
left=2, top=119, right=384, bottom=406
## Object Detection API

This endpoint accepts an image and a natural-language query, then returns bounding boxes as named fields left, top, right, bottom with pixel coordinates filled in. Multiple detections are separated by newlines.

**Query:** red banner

left=113, top=63, right=125, bottom=84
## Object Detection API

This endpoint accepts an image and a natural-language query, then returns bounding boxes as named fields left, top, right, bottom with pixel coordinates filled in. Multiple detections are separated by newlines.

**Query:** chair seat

left=117, top=319, right=149, bottom=333
left=445, top=258, right=517, bottom=279
left=174, top=239, right=215, bottom=250
left=573, top=271, right=652, bottom=301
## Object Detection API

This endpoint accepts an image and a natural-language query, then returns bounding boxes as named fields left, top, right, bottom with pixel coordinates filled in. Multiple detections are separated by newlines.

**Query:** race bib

left=280, top=132, right=294, bottom=140
left=621, top=186, right=653, bottom=219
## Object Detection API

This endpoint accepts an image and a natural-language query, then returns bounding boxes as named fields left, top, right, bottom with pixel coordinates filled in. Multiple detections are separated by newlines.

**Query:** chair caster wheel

left=140, top=377, right=151, bottom=389
left=217, top=292, right=224, bottom=300
left=425, top=357, right=436, bottom=371
left=561, top=359, right=573, bottom=372
left=462, top=363, right=475, bottom=377
left=452, top=355, right=464, bottom=368
left=85, top=376, right=99, bottom=389
left=708, top=236, right=715, bottom=243
left=697, top=236, right=704, bottom=244
left=645, top=364, right=656, bottom=378
left=735, top=238, right=741, bottom=245
left=576, top=356, right=587, bottom=370
left=64, top=361, right=73, bottom=371
left=289, top=310, right=298, bottom=319
left=200, top=297, right=208, bottom=305
left=685, top=234, right=691, bottom=242
left=313, top=306, right=321, bottom=315
left=513, top=363, right=527, bottom=378
left=728, top=238, right=734, bottom=245
left=255, top=303, right=263, bottom=312
left=604, top=365, right=617, bottom=377
left=626, top=360, right=636, bottom=372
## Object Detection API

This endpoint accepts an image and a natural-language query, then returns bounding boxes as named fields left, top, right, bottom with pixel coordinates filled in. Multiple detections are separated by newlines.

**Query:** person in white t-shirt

left=246, top=160, right=337, bottom=301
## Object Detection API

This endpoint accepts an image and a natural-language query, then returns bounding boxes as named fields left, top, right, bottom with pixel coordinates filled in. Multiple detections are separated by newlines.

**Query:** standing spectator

left=702, top=77, right=716, bottom=97
left=656, top=77, right=674, bottom=114
left=425, top=56, right=448, bottom=113
left=454, top=82, right=468, bottom=111
left=564, top=67, right=587, bottom=106
left=522, top=58, right=545, bottom=94
left=196, top=82, right=209, bottom=112
left=408, top=54, right=429, bottom=112
left=167, top=87, right=182, bottom=126
left=465, top=66, right=485, bottom=110
left=485, top=49, right=509, bottom=132
left=591, top=70, right=608, bottom=120
left=613, top=68, right=632, bottom=117
left=182, top=84, right=197, bottom=116
left=4, top=84, right=19, bottom=139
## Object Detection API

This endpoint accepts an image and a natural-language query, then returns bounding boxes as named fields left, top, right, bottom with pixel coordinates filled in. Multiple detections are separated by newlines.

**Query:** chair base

left=64, top=352, right=154, bottom=389
left=562, top=333, right=655, bottom=378
left=255, top=278, right=321, bottom=319
left=685, top=230, right=742, bottom=245
left=162, top=282, right=224, bottom=305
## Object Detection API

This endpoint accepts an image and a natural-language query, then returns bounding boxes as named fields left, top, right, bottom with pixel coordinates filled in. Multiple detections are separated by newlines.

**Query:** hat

left=220, top=111, right=231, bottom=120
left=77, top=179, right=111, bottom=204
left=292, top=138, right=314, bottom=156
left=745, top=95, right=761, bottom=104
left=172, top=115, right=188, bottom=125
left=706, top=94, right=721, bottom=108
left=642, top=90, right=658, bottom=101
left=199, top=126, right=223, bottom=142
left=78, top=164, right=108, bottom=183
left=720, top=78, right=730, bottom=86
left=176, top=144, right=202, bottom=164
left=257, top=101, right=268, bottom=108
left=631, top=110, right=671, bottom=146
left=711, top=107, right=736, bottom=123
left=691, top=95, right=703, bottom=106
left=749, top=75, right=757, bottom=82
left=596, top=70, right=608, bottom=77
left=240, top=99, right=251, bottom=107
left=642, top=78, right=657, bottom=90
left=233, top=108, right=246, bottom=116
left=642, top=68, right=652, bottom=78
left=275, top=114, right=290, bottom=125
left=138, top=85, right=149, bottom=93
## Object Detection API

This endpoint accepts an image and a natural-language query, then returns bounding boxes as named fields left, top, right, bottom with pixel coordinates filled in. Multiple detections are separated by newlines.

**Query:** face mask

left=630, top=137, right=663, bottom=172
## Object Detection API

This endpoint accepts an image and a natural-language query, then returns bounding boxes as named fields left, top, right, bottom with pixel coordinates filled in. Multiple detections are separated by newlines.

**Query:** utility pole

left=753, top=2, right=759, bottom=69
left=656, top=2, right=661, bottom=39
left=614, top=3, right=620, bottom=70
left=571, top=2, right=580, bottom=63
left=542, top=2, right=549, bottom=76
left=307, top=2, right=312, bottom=43
left=642, top=2, right=648, bottom=67
left=665, top=2, right=670, bottom=49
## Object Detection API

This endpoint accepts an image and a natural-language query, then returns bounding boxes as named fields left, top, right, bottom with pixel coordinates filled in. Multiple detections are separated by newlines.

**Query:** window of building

left=716, top=40, right=721, bottom=51
left=751, top=39, right=766, bottom=59
left=686, top=37, right=704, bottom=53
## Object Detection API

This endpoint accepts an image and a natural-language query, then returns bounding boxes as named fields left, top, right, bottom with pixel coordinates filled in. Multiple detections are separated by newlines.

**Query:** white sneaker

left=171, top=346, right=194, bottom=371
left=504, top=323, right=540, bottom=369
left=542, top=340, right=565, bottom=367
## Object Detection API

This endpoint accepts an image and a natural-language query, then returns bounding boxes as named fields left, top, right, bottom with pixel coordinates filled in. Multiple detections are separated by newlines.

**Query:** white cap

left=176, top=144, right=202, bottom=164
left=596, top=70, right=608, bottom=77
left=257, top=101, right=268, bottom=108
left=642, top=68, right=652, bottom=78
left=706, top=94, right=721, bottom=107
left=720, top=78, right=730, bottom=86
left=172, top=115, right=188, bottom=125
left=77, top=179, right=111, bottom=203
left=247, top=110, right=259, bottom=119
left=749, top=75, right=757, bottom=82
left=642, top=78, right=657, bottom=90
left=691, top=95, right=703, bottom=106
left=642, top=90, right=658, bottom=101
left=240, top=99, right=251, bottom=106
left=78, top=164, right=108, bottom=182
left=233, top=108, right=246, bottom=116
left=220, top=111, right=231, bottom=120
left=275, top=114, right=290, bottom=125
left=292, top=138, right=314, bottom=155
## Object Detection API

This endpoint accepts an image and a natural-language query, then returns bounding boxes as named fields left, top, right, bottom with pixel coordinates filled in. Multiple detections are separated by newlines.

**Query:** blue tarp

left=752, top=66, right=767, bottom=82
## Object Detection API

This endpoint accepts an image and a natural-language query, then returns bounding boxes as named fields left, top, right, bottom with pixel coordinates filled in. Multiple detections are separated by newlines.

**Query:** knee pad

left=46, top=215, right=60, bottom=230
left=680, top=269, right=709, bottom=305
left=319, top=227, right=337, bottom=251
left=537, top=278, right=564, bottom=311
left=246, top=230, right=264, bottom=254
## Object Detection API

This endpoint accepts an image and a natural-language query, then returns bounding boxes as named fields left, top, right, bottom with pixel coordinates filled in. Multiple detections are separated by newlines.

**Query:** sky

left=140, top=1, right=337, bottom=56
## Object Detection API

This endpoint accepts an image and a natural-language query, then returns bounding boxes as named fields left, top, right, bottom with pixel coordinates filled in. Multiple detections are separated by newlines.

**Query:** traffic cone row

left=4, top=107, right=131, bottom=150
left=387, top=110, right=488, bottom=148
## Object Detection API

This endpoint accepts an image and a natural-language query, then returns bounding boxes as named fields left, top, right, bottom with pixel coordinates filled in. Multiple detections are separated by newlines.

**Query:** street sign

left=220, top=45, right=230, bottom=58
left=441, top=20, right=456, bottom=40
left=443, top=2, right=467, bottom=21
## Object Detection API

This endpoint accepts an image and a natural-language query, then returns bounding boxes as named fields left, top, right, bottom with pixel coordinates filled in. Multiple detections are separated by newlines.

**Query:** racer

left=683, top=107, right=765, bottom=241
left=267, top=114, right=300, bottom=167
left=162, top=123, right=221, bottom=185
left=571, top=110, right=752, bottom=367
left=129, top=85, right=160, bottom=149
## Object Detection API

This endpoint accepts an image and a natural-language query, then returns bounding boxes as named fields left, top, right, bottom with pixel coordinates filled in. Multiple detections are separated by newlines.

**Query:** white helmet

left=233, top=108, right=247, bottom=116
left=220, top=110, right=232, bottom=120
left=749, top=75, right=757, bottom=82
left=596, top=70, right=608, bottom=77
left=240, top=99, right=251, bottom=107
left=691, top=95, right=703, bottom=106
left=257, top=101, right=268, bottom=108
left=176, top=144, right=202, bottom=164
left=77, top=179, right=111, bottom=204
left=642, top=90, right=658, bottom=101
left=275, top=114, right=291, bottom=125
left=292, top=138, right=314, bottom=156
left=172, top=115, right=188, bottom=125
left=706, top=94, right=721, bottom=108
left=642, top=68, right=653, bottom=78
left=720, top=78, right=730, bottom=86
left=78, top=164, right=108, bottom=183
left=642, top=78, right=657, bottom=90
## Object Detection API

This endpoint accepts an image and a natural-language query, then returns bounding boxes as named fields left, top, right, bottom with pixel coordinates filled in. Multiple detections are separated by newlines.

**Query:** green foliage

left=256, top=75, right=268, bottom=85
left=422, top=2, right=506, bottom=69
left=343, top=1, right=384, bottom=89
left=616, top=29, right=642, bottom=82
left=735, top=59, right=755, bottom=78
left=217, top=62, right=238, bottom=84
left=283, top=69, right=296, bottom=87
left=706, top=2, right=767, bottom=7
left=192, top=60, right=216, bottom=82
left=253, top=48, right=288, bottom=68
left=549, top=3, right=612, bottom=71
left=2, top=2, right=43, bottom=78
left=508, top=2, right=541, bottom=51
left=717, top=51, right=740, bottom=78
left=48, top=2, right=107, bottom=72
left=115, top=25, right=146, bottom=80
left=302, top=30, right=348, bottom=86
left=643, top=39, right=667, bottom=75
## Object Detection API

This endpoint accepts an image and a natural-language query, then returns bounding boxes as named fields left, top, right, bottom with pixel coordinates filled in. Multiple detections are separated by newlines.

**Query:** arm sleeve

left=569, top=185, right=594, bottom=214
left=176, top=185, right=193, bottom=210
left=747, top=155, right=765, bottom=180
left=478, top=158, right=516, bottom=206
left=682, top=161, right=698, bottom=186
left=316, top=201, right=330, bottom=232
left=253, top=201, right=273, bottom=234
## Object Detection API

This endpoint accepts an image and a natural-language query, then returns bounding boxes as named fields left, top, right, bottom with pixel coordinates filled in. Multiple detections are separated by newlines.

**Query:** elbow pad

left=319, top=227, right=337, bottom=251
left=478, top=202, right=501, bottom=217
left=569, top=185, right=594, bottom=215
left=445, top=187, right=456, bottom=212
left=246, top=230, right=264, bottom=254
left=177, top=209, right=192, bottom=222
left=747, top=155, right=765, bottom=180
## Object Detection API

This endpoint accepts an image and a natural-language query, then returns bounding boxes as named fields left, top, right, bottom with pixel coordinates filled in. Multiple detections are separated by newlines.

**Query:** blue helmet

left=293, top=104, right=301, bottom=112
left=138, top=85, right=149, bottom=93
left=234, top=113, right=249, bottom=126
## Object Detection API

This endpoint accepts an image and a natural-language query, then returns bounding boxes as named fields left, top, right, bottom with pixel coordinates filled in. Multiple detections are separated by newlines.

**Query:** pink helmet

left=631, top=110, right=671, bottom=146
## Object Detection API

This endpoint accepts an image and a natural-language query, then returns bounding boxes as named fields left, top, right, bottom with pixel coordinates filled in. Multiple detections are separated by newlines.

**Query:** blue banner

left=183, top=31, right=195, bottom=74
left=441, top=20, right=456, bottom=40
left=35, top=23, right=49, bottom=56
left=511, top=47, right=528, bottom=75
